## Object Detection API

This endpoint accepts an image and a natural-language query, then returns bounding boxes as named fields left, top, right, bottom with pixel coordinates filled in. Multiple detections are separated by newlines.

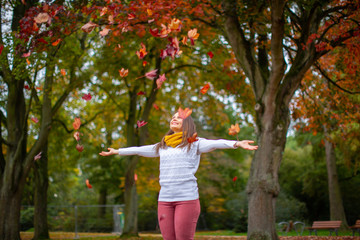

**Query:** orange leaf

left=187, top=132, right=198, bottom=143
left=26, top=59, right=31, bottom=65
left=52, top=38, right=61, bottom=46
left=200, top=83, right=210, bottom=94
left=178, top=107, right=192, bottom=119
left=60, top=69, right=66, bottom=76
left=119, top=68, right=128, bottom=77
left=73, top=117, right=81, bottom=130
left=147, top=9, right=153, bottom=16
left=85, top=179, right=92, bottom=189
left=228, top=123, right=240, bottom=136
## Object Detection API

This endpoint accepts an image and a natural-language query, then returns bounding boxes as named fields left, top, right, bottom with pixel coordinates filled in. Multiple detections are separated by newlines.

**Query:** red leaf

left=61, top=69, right=66, bottom=76
left=137, top=91, right=145, bottom=96
left=128, top=13, right=136, bottom=20
left=31, top=116, right=39, bottom=123
left=149, top=28, right=160, bottom=37
left=24, top=85, right=30, bottom=90
left=207, top=51, right=214, bottom=59
left=76, top=144, right=84, bottom=152
left=0, top=45, right=4, bottom=55
left=145, top=69, right=158, bottom=80
left=82, top=93, right=92, bottom=101
left=134, top=173, right=138, bottom=181
left=187, top=132, right=198, bottom=143
left=233, top=176, right=238, bottom=182
left=38, top=38, right=49, bottom=44
left=137, top=120, right=148, bottom=128
left=52, top=39, right=61, bottom=46
left=178, top=107, right=192, bottom=119
left=85, top=179, right=92, bottom=189
left=81, top=21, right=98, bottom=33
left=34, top=152, right=42, bottom=161
left=156, top=74, right=166, bottom=89
left=74, top=131, right=80, bottom=141
left=200, top=83, right=210, bottom=94
left=142, top=61, right=148, bottom=67
left=153, top=104, right=159, bottom=110
left=22, top=52, right=31, bottom=58
left=73, top=117, right=81, bottom=130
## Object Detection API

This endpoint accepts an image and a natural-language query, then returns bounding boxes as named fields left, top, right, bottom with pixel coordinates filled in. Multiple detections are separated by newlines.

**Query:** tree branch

left=314, top=63, right=360, bottom=95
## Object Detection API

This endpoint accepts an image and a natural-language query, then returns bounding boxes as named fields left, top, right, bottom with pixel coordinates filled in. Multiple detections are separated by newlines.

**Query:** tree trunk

left=122, top=155, right=139, bottom=237
left=247, top=103, right=289, bottom=240
left=324, top=130, right=348, bottom=227
left=98, top=187, right=107, bottom=218
left=33, top=141, right=50, bottom=240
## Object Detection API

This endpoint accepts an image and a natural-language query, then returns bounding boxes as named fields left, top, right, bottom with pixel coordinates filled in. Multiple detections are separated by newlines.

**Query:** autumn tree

left=0, top=1, right=91, bottom=239
left=291, top=45, right=360, bottom=227
left=180, top=0, right=360, bottom=239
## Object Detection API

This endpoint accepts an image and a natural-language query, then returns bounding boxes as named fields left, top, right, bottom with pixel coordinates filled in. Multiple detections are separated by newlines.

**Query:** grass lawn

left=20, top=230, right=360, bottom=240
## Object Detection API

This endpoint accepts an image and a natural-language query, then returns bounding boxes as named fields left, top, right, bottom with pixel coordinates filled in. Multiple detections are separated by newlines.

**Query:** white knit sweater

left=118, top=138, right=238, bottom=202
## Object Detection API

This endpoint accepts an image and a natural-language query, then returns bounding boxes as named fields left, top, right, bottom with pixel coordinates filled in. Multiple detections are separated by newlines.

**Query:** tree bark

left=324, top=129, right=348, bottom=227
left=33, top=141, right=50, bottom=240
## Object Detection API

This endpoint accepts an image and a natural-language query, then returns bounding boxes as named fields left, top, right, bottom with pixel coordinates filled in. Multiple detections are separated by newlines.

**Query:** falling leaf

left=119, top=68, right=128, bottom=77
left=108, top=15, right=114, bottom=24
left=156, top=74, right=166, bottom=89
left=187, top=132, right=198, bottom=143
left=188, top=28, right=200, bottom=45
left=207, top=51, right=214, bottom=59
left=52, top=39, right=61, bottom=46
left=34, top=12, right=50, bottom=24
left=145, top=69, right=158, bottom=80
left=31, top=116, right=39, bottom=123
left=74, top=131, right=80, bottom=141
left=178, top=107, right=192, bottom=119
left=153, top=103, right=159, bottom=110
left=181, top=36, right=188, bottom=45
left=82, top=93, right=92, bottom=101
left=60, top=69, right=66, bottom=76
left=228, top=123, right=240, bottom=136
left=137, top=120, right=148, bottom=128
left=142, top=61, right=148, bottom=67
left=73, top=117, right=81, bottom=130
left=200, top=83, right=210, bottom=94
left=26, top=59, right=31, bottom=65
left=85, top=179, right=92, bottom=189
left=0, top=45, right=4, bottom=55
left=100, top=7, right=108, bottom=16
left=128, top=13, right=136, bottom=20
left=76, top=144, right=84, bottom=152
left=160, top=24, right=170, bottom=37
left=137, top=91, right=145, bottom=96
left=22, top=52, right=31, bottom=58
left=233, top=176, right=238, bottom=182
left=148, top=19, right=155, bottom=23
left=149, top=28, right=160, bottom=37
left=38, top=38, right=48, bottom=44
left=168, top=18, right=182, bottom=32
left=34, top=152, right=42, bottom=161
left=136, top=43, right=147, bottom=59
left=100, top=28, right=110, bottom=37
left=81, top=21, right=98, bottom=33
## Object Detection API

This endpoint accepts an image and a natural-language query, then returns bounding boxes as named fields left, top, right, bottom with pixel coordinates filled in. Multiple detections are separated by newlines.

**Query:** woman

left=99, top=112, right=258, bottom=240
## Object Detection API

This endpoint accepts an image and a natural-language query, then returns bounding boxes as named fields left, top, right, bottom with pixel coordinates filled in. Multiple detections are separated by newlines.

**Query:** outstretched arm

left=198, top=138, right=258, bottom=153
left=99, top=144, right=159, bottom=158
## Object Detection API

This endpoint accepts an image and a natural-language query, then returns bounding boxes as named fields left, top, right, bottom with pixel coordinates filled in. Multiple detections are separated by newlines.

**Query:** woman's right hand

left=99, top=148, right=118, bottom=156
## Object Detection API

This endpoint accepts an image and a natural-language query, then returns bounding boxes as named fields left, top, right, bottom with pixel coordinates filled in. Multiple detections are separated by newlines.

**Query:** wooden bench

left=350, top=220, right=360, bottom=236
left=307, top=221, right=342, bottom=236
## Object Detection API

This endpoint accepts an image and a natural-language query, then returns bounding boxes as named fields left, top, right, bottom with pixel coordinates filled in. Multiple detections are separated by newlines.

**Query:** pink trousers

left=158, top=199, right=200, bottom=240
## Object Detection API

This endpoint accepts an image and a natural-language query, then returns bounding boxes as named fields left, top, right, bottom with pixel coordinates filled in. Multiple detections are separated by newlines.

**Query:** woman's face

left=170, top=113, right=183, bottom=132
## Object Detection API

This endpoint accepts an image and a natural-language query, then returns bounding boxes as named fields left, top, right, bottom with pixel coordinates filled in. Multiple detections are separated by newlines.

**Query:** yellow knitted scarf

left=164, top=132, right=183, bottom=148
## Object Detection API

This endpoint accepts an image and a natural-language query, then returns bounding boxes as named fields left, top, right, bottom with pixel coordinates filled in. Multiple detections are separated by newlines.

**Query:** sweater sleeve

left=118, top=144, right=159, bottom=158
left=197, top=138, right=238, bottom=154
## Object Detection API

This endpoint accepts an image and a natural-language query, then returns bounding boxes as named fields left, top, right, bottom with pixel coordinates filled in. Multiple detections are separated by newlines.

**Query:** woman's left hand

left=235, top=140, right=258, bottom=150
